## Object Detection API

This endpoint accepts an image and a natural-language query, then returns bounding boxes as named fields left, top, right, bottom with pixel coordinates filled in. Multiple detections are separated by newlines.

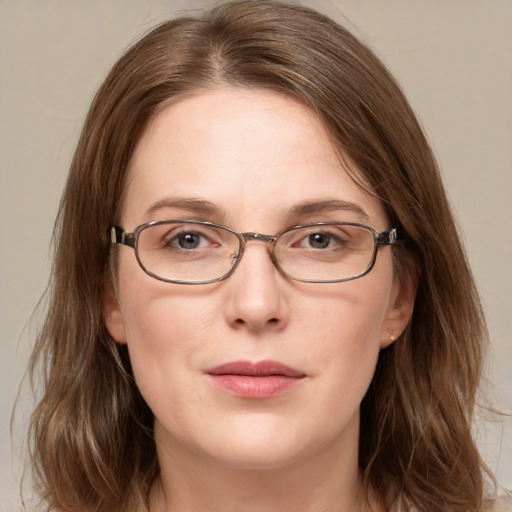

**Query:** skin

left=104, top=88, right=415, bottom=512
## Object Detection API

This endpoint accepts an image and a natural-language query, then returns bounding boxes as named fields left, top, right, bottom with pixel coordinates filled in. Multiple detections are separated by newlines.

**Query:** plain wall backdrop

left=1, top=0, right=511, bottom=509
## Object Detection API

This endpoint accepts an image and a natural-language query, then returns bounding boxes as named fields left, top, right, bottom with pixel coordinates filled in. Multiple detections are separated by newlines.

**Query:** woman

left=27, top=1, right=494, bottom=511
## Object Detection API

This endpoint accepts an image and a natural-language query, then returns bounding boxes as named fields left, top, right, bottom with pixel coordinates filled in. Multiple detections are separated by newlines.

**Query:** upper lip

left=205, top=360, right=305, bottom=378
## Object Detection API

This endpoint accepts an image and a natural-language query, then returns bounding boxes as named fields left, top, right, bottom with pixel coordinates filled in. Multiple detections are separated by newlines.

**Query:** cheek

left=298, top=275, right=392, bottom=393
left=122, top=293, right=214, bottom=363
left=116, top=273, right=215, bottom=400
left=301, top=271, right=392, bottom=348
left=117, top=246, right=216, bottom=350
left=308, top=301, right=381, bottom=389
left=120, top=295, right=218, bottom=448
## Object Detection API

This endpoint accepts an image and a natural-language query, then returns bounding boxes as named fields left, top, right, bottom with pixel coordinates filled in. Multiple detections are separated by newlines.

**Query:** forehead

left=122, top=88, right=387, bottom=229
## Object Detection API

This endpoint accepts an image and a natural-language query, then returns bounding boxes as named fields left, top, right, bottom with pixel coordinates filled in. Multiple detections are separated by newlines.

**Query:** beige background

left=1, top=0, right=511, bottom=508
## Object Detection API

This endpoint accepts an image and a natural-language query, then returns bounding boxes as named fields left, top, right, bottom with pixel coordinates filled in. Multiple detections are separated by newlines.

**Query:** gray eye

left=308, top=233, right=331, bottom=249
left=177, top=232, right=202, bottom=249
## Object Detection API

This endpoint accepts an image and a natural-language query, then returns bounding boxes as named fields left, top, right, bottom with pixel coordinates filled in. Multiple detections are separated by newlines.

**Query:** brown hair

left=27, top=1, right=492, bottom=511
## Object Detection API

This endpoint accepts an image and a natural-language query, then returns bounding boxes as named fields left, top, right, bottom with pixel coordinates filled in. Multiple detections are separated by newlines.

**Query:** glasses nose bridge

left=237, top=232, right=279, bottom=267
left=241, top=232, right=276, bottom=244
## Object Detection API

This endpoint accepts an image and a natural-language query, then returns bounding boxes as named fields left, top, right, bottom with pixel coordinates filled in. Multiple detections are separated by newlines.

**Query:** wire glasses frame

left=111, top=220, right=398, bottom=285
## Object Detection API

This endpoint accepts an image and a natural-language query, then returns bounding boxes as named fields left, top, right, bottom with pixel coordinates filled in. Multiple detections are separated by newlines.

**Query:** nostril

left=233, top=317, right=279, bottom=327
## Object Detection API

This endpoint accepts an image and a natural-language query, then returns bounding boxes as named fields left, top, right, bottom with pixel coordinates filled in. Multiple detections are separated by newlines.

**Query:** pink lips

left=205, top=360, right=305, bottom=399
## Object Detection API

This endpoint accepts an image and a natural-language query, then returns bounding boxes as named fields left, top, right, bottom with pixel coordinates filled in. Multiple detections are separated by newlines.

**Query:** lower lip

left=208, top=375, right=303, bottom=399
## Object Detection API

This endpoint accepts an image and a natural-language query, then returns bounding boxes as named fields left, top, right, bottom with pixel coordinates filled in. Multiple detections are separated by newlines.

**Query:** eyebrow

left=286, top=199, right=369, bottom=221
left=143, top=197, right=368, bottom=223
left=144, top=197, right=221, bottom=219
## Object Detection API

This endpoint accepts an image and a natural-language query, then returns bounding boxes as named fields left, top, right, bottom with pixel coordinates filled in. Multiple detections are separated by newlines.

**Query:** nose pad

left=223, top=243, right=287, bottom=332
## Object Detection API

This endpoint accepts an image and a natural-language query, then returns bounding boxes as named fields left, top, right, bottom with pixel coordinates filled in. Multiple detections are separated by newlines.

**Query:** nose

left=223, top=241, right=288, bottom=332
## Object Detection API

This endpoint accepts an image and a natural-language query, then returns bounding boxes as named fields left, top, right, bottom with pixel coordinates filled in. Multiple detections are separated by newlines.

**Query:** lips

left=205, top=360, right=305, bottom=399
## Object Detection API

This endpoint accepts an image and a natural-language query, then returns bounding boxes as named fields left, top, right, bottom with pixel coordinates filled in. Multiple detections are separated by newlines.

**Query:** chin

left=208, top=444, right=312, bottom=472
left=193, top=417, right=350, bottom=473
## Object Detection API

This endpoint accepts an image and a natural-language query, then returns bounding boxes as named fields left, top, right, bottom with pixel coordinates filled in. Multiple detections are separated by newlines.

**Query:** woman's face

left=105, top=88, right=413, bottom=472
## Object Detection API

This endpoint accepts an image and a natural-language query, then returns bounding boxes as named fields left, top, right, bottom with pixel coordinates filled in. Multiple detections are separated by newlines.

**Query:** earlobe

left=103, top=283, right=127, bottom=344
left=380, top=272, right=417, bottom=348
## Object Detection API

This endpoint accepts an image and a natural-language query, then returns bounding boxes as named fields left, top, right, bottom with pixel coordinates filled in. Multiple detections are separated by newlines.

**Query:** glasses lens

left=137, top=222, right=240, bottom=283
left=275, top=224, right=376, bottom=282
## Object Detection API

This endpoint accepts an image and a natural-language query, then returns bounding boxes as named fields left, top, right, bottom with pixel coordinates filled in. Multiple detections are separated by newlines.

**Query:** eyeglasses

left=111, top=220, right=398, bottom=285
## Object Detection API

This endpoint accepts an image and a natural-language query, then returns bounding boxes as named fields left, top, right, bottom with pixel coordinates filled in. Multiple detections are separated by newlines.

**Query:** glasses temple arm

left=376, top=228, right=398, bottom=246
left=110, top=226, right=136, bottom=248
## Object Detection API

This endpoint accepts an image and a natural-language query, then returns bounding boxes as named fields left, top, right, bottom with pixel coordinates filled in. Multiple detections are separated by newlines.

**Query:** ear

left=380, top=271, right=417, bottom=349
left=103, top=281, right=127, bottom=344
